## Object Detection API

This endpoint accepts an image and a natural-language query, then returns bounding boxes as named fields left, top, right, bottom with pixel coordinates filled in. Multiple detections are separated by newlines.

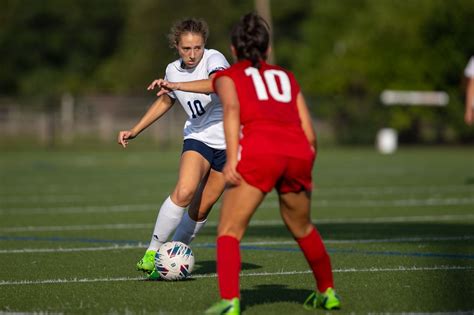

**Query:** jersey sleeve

left=212, top=68, right=234, bottom=92
left=207, top=51, right=230, bottom=76
left=465, top=56, right=474, bottom=78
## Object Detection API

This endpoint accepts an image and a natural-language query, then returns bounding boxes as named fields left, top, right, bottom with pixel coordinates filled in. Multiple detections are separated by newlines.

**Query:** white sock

left=148, top=196, right=186, bottom=251
left=172, top=212, right=207, bottom=245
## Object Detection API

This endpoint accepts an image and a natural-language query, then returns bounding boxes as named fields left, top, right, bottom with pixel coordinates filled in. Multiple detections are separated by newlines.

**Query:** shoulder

left=165, top=59, right=183, bottom=76
left=204, top=49, right=230, bottom=76
left=206, top=49, right=226, bottom=58
left=267, top=63, right=293, bottom=75
left=212, top=62, right=250, bottom=91
left=215, top=62, right=246, bottom=79
left=264, top=62, right=301, bottom=93
left=205, top=49, right=230, bottom=65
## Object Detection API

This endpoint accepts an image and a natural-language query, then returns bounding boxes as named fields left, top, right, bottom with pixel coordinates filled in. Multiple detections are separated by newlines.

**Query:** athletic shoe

left=303, top=287, right=341, bottom=310
left=136, top=249, right=156, bottom=273
left=205, top=298, right=240, bottom=315
left=147, top=269, right=160, bottom=280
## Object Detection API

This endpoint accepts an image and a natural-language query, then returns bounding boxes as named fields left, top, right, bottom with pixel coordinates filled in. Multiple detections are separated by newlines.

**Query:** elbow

left=306, top=131, right=317, bottom=150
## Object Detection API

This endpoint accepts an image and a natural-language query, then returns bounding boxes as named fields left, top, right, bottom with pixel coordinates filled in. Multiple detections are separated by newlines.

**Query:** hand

left=117, top=130, right=136, bottom=148
left=147, top=79, right=180, bottom=97
left=223, top=160, right=242, bottom=186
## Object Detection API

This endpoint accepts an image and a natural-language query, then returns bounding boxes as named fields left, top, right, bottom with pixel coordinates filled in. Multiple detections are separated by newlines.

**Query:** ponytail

left=231, top=12, right=270, bottom=68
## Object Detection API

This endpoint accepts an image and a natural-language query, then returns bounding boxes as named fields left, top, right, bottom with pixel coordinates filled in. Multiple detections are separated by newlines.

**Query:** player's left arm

left=296, top=92, right=317, bottom=151
left=215, top=76, right=242, bottom=185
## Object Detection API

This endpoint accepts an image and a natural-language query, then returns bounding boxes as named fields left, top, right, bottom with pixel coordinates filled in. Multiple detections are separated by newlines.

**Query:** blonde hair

left=168, top=18, right=209, bottom=48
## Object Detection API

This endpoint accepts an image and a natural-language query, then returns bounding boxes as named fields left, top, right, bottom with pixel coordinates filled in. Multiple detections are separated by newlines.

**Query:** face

left=176, top=32, right=205, bottom=69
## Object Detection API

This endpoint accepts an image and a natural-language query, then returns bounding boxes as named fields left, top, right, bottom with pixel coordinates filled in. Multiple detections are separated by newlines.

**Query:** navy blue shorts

left=182, top=139, right=226, bottom=172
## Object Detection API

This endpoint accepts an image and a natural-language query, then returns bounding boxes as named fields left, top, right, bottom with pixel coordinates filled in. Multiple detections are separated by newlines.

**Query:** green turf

left=1, top=146, right=473, bottom=314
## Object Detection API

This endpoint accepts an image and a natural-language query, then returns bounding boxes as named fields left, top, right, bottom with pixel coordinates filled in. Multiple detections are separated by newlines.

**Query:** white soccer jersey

left=165, top=49, right=230, bottom=149
left=465, top=56, right=474, bottom=78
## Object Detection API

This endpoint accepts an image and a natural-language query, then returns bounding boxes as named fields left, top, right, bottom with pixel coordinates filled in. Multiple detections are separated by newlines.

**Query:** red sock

left=296, top=227, right=334, bottom=292
left=216, top=235, right=241, bottom=299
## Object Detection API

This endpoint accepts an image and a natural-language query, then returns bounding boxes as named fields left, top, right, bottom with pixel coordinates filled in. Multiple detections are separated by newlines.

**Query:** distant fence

left=0, top=94, right=187, bottom=147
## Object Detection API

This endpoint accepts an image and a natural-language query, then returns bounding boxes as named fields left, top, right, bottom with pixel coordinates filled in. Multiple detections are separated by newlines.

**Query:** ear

left=230, top=45, right=237, bottom=58
left=265, top=46, right=272, bottom=59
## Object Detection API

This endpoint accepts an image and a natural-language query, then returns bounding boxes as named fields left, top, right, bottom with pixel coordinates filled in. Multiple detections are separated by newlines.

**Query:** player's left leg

left=278, top=157, right=340, bottom=310
left=190, top=168, right=226, bottom=221
left=279, top=193, right=340, bottom=310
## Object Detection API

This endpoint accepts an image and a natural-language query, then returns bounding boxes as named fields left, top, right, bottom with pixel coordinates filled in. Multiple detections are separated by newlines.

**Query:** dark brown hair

left=231, top=12, right=270, bottom=68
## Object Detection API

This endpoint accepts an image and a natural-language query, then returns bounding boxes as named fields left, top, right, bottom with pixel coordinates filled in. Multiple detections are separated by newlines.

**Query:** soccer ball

left=154, top=241, right=195, bottom=280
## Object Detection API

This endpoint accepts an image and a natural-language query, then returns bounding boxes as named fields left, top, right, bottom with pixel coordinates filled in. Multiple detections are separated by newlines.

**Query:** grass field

left=0, top=146, right=473, bottom=314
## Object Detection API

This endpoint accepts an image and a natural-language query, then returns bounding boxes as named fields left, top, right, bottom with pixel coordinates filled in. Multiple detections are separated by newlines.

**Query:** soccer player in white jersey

left=464, top=56, right=474, bottom=125
left=117, top=18, right=230, bottom=278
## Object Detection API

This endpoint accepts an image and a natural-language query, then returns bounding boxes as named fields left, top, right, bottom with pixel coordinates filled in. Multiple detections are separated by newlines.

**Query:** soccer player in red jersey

left=205, top=12, right=341, bottom=314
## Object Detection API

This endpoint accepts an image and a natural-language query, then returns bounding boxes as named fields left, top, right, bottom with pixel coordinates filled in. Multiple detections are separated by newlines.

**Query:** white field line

left=2, top=197, right=474, bottom=215
left=0, top=204, right=156, bottom=215
left=0, top=265, right=471, bottom=286
left=1, top=236, right=472, bottom=254
left=1, top=214, right=473, bottom=233
left=310, top=197, right=474, bottom=208
left=313, top=184, right=474, bottom=195
left=0, top=244, right=147, bottom=254
left=2, top=184, right=472, bottom=197
left=0, top=223, right=152, bottom=232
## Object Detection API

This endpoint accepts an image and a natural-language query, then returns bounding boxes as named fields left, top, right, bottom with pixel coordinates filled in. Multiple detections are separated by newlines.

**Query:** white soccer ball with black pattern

left=154, top=241, right=195, bottom=280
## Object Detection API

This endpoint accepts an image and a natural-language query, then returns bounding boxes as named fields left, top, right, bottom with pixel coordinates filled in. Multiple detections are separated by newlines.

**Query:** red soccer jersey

left=214, top=60, right=314, bottom=160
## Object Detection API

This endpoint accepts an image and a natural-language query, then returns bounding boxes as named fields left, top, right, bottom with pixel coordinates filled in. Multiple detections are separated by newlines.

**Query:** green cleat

left=205, top=298, right=240, bottom=315
left=303, top=287, right=341, bottom=310
left=136, top=249, right=156, bottom=273
left=147, top=268, right=160, bottom=280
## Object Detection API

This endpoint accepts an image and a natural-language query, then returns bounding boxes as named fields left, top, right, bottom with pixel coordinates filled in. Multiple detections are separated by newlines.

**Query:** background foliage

left=1, top=0, right=473, bottom=143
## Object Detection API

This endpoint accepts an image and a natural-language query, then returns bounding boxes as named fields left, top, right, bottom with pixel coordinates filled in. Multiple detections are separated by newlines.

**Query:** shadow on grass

left=241, top=284, right=312, bottom=312
left=192, top=260, right=262, bottom=275
left=198, top=221, right=473, bottom=311
left=199, top=221, right=473, bottom=240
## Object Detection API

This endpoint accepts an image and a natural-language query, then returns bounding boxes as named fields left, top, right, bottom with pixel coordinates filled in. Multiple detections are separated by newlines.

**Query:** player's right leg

left=136, top=150, right=210, bottom=274
left=206, top=180, right=264, bottom=315
left=279, top=191, right=340, bottom=310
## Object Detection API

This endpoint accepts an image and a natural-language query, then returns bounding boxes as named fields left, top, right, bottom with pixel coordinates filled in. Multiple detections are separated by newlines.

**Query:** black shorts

left=182, top=139, right=226, bottom=172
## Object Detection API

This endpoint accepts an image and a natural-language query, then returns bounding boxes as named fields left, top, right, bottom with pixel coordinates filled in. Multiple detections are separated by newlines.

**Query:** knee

left=283, top=216, right=313, bottom=239
left=292, top=222, right=314, bottom=239
left=217, top=224, right=243, bottom=241
left=172, top=185, right=196, bottom=206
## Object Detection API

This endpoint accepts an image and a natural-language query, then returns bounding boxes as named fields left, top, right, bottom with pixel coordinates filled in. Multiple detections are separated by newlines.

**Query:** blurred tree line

left=1, top=0, right=473, bottom=143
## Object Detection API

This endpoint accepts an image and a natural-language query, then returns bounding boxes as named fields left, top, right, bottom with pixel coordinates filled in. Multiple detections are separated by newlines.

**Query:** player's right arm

left=118, top=94, right=174, bottom=148
left=215, top=75, right=242, bottom=185
left=465, top=77, right=474, bottom=125
left=296, top=92, right=317, bottom=152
